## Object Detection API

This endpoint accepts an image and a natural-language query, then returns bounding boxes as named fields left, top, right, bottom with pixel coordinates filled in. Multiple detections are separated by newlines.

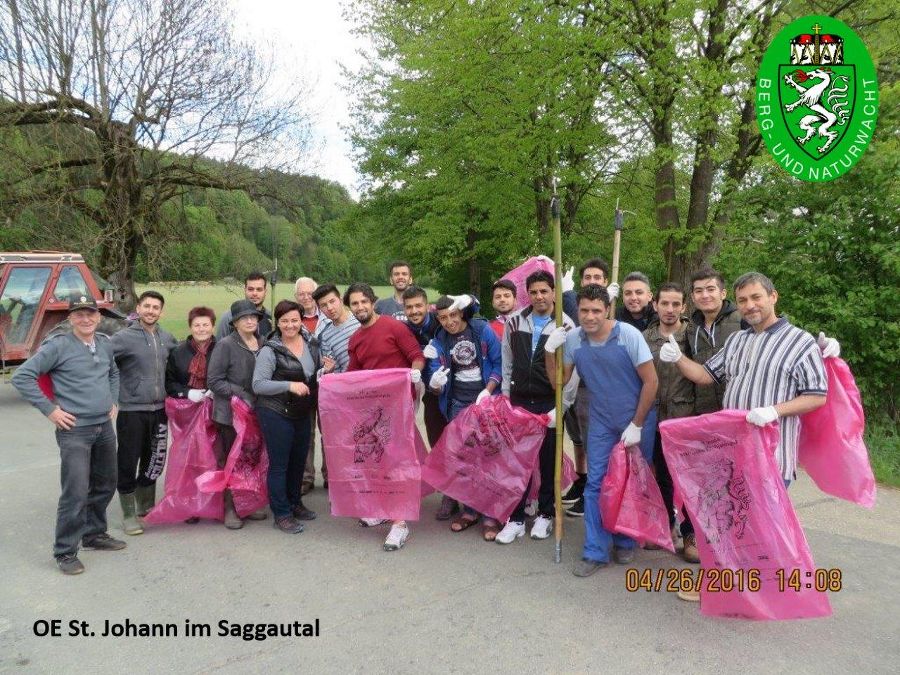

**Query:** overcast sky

left=231, top=0, right=368, bottom=198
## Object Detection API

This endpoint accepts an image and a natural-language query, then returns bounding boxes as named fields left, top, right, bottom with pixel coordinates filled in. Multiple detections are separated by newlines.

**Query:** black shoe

left=613, top=546, right=635, bottom=564
left=292, top=503, right=317, bottom=521
left=185, top=517, right=200, bottom=524
left=561, top=475, right=586, bottom=505
left=274, top=516, right=305, bottom=534
left=565, top=496, right=584, bottom=518
left=436, top=495, right=459, bottom=521
left=81, top=533, right=127, bottom=551
left=56, top=553, right=85, bottom=575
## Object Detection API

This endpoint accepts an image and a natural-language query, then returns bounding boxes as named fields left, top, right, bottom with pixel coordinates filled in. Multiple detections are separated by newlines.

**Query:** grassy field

left=136, top=282, right=438, bottom=338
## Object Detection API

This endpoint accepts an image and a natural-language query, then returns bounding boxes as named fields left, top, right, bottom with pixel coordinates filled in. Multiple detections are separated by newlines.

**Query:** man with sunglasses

left=12, top=296, right=126, bottom=575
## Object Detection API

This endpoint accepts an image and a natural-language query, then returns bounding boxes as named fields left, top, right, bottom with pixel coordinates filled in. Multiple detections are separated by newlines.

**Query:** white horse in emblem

left=783, top=68, right=850, bottom=153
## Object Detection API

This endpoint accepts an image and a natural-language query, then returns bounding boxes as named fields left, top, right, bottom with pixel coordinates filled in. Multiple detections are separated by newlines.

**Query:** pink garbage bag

left=599, top=442, right=675, bottom=552
left=501, top=256, right=555, bottom=310
left=799, top=358, right=876, bottom=507
left=195, top=397, right=269, bottom=518
left=599, top=442, right=628, bottom=526
left=144, top=398, right=224, bottom=524
left=422, top=396, right=548, bottom=522
left=661, top=410, right=832, bottom=620
left=319, top=368, right=425, bottom=521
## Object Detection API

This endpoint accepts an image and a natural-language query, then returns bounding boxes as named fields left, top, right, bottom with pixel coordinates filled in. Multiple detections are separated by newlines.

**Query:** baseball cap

left=68, top=295, right=99, bottom=312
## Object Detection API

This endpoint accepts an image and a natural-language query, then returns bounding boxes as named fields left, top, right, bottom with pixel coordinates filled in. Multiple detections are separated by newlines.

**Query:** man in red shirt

left=345, top=282, right=425, bottom=551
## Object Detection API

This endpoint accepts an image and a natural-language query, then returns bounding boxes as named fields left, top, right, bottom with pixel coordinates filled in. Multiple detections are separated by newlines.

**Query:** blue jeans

left=256, top=407, right=311, bottom=519
left=54, top=421, right=118, bottom=557
left=583, top=421, right=655, bottom=563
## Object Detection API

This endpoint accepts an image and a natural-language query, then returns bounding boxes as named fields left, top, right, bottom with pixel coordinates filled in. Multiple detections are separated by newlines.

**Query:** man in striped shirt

left=661, top=272, right=839, bottom=484
left=303, top=283, right=362, bottom=492
left=314, top=284, right=361, bottom=375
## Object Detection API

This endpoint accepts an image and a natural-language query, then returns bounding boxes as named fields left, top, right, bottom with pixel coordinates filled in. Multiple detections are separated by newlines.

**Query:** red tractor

left=0, top=251, right=124, bottom=369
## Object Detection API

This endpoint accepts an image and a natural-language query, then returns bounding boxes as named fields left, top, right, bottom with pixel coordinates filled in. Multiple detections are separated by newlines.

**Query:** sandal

left=450, top=513, right=480, bottom=532
left=482, top=519, right=501, bottom=542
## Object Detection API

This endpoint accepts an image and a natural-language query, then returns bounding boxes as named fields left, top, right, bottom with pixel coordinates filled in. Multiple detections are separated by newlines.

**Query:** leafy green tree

left=0, top=0, right=312, bottom=309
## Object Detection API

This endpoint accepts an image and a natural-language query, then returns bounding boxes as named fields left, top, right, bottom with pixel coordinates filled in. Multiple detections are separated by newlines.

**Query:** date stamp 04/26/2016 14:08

left=624, top=568, right=843, bottom=594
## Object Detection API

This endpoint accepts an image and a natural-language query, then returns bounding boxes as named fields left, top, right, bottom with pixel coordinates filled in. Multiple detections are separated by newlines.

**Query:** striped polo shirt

left=318, top=314, right=361, bottom=374
left=703, top=317, right=828, bottom=480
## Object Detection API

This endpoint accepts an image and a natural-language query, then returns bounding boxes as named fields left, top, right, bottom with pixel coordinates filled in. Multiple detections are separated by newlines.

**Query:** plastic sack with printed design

left=661, top=409, right=831, bottom=621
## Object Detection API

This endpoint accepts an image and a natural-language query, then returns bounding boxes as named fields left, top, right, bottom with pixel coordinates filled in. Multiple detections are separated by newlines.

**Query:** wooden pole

left=551, top=180, right=564, bottom=564
left=610, top=199, right=623, bottom=316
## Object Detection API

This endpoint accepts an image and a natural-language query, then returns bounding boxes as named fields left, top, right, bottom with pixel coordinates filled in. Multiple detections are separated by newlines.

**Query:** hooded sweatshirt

left=688, top=300, right=746, bottom=414
left=111, top=322, right=177, bottom=411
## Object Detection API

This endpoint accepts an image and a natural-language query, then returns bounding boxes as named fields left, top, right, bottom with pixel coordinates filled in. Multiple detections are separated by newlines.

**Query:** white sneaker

left=359, top=518, right=388, bottom=528
left=524, top=500, right=538, bottom=517
left=383, top=523, right=409, bottom=551
left=531, top=515, right=553, bottom=540
left=495, top=521, right=526, bottom=544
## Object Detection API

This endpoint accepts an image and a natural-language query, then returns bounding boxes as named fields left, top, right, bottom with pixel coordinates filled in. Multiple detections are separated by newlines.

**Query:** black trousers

left=510, top=396, right=556, bottom=521
left=214, top=423, right=237, bottom=469
left=422, top=391, right=447, bottom=448
left=116, top=409, right=168, bottom=493
left=653, top=430, right=693, bottom=536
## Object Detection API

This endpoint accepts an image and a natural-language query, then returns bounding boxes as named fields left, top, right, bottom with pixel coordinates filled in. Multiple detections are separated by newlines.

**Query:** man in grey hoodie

left=111, top=290, right=177, bottom=535
left=12, top=296, right=126, bottom=575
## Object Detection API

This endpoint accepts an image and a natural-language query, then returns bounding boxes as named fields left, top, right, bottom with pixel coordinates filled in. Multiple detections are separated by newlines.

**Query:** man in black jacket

left=685, top=268, right=747, bottom=415
left=616, top=271, right=657, bottom=331
left=496, top=270, right=576, bottom=544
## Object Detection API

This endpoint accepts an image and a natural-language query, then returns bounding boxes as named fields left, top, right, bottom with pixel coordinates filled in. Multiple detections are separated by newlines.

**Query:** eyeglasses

left=87, top=341, right=99, bottom=364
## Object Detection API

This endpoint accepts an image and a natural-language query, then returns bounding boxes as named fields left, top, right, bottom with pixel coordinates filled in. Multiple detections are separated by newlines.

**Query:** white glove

left=544, top=325, right=568, bottom=353
left=621, top=422, right=642, bottom=446
left=747, top=406, right=778, bottom=426
left=448, top=294, right=472, bottom=312
left=561, top=266, right=575, bottom=293
left=606, top=282, right=620, bottom=300
left=475, top=389, right=491, bottom=405
left=817, top=331, right=841, bottom=359
left=546, top=408, right=557, bottom=428
left=410, top=369, right=422, bottom=384
left=429, top=366, right=449, bottom=390
left=659, top=334, right=682, bottom=363
left=187, top=389, right=206, bottom=403
left=204, top=389, right=214, bottom=398
left=422, top=343, right=439, bottom=359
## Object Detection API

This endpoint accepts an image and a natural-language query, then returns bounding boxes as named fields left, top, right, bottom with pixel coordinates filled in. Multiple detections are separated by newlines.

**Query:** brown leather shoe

left=246, top=508, right=268, bottom=521
left=223, top=490, right=244, bottom=530
left=682, top=533, right=700, bottom=563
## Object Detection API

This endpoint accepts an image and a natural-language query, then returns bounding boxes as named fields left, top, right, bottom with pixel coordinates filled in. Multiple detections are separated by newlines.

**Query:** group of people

left=12, top=259, right=841, bottom=599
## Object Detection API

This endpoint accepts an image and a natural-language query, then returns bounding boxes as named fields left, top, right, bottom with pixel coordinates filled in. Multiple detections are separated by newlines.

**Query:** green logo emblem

left=756, top=16, right=878, bottom=181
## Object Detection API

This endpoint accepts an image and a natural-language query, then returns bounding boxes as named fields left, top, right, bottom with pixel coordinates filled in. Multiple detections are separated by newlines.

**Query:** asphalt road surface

left=1, top=383, right=898, bottom=674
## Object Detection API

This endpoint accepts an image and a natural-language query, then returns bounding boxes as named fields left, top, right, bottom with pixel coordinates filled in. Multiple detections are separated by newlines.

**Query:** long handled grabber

left=551, top=180, right=565, bottom=564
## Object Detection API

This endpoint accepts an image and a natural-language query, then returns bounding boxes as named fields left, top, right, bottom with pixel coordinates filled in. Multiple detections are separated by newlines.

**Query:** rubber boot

left=119, top=492, right=144, bottom=535
left=135, top=484, right=156, bottom=517
left=223, top=490, right=244, bottom=530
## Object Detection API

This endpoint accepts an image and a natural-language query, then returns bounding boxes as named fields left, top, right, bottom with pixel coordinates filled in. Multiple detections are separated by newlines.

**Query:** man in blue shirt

left=545, top=284, right=658, bottom=577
